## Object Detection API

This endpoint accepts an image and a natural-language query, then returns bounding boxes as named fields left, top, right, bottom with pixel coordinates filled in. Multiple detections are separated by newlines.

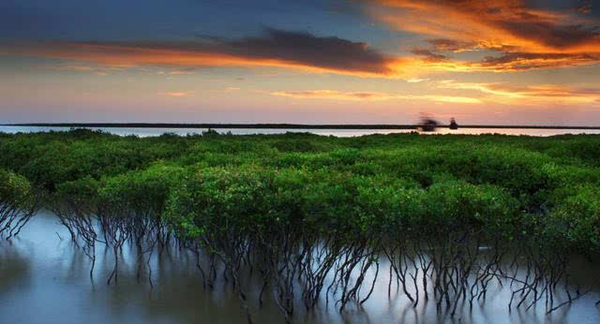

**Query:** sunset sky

left=1, top=0, right=599, bottom=125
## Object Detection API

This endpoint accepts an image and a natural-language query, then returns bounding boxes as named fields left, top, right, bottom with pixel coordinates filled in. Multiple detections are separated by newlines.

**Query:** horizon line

left=2, top=123, right=600, bottom=130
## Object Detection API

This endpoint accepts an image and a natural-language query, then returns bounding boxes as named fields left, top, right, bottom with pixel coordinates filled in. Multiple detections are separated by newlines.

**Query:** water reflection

left=0, top=211, right=598, bottom=324
left=0, top=246, right=31, bottom=291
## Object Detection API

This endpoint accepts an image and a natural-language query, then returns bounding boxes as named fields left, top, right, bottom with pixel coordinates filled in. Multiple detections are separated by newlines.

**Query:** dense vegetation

left=1, top=129, right=599, bottom=322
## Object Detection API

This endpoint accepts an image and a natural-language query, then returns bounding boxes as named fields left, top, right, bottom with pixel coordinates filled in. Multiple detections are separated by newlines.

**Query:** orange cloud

left=160, top=91, right=188, bottom=97
left=271, top=90, right=482, bottom=104
left=474, top=52, right=599, bottom=71
left=61, top=65, right=93, bottom=71
left=7, top=40, right=595, bottom=79
left=428, top=39, right=479, bottom=53
left=438, top=80, right=600, bottom=105
left=168, top=67, right=196, bottom=75
left=3, top=19, right=597, bottom=80
left=364, top=0, right=600, bottom=75
left=366, top=0, right=600, bottom=54
left=6, top=41, right=410, bottom=78
left=4, top=29, right=416, bottom=78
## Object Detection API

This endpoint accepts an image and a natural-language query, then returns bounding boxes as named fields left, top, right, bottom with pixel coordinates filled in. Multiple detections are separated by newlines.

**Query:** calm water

left=1, top=126, right=600, bottom=137
left=1, top=211, right=599, bottom=324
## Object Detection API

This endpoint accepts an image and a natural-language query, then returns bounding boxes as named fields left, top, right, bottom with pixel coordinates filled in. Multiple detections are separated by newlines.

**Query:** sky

left=1, top=0, right=599, bottom=125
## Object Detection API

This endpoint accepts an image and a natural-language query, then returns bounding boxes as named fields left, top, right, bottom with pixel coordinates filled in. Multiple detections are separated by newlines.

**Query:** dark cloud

left=166, top=28, right=393, bottom=75
left=497, top=21, right=600, bottom=49
left=214, top=28, right=393, bottom=74
left=576, top=1, right=592, bottom=14
left=113, top=28, right=395, bottom=74
left=5, top=28, right=397, bottom=76
left=410, top=48, right=448, bottom=62
left=480, top=52, right=599, bottom=71
left=427, top=39, right=477, bottom=52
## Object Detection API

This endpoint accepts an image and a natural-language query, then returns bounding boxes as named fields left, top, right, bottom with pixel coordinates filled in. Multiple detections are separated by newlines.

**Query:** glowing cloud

left=3, top=29, right=413, bottom=78
left=438, top=81, right=600, bottom=105
left=160, top=91, right=188, bottom=97
left=4, top=21, right=597, bottom=79
left=364, top=0, right=600, bottom=74
left=271, top=90, right=481, bottom=104
left=366, top=0, right=600, bottom=54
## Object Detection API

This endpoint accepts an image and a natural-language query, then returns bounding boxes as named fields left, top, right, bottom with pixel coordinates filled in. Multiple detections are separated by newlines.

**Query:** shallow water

left=1, top=126, right=600, bottom=137
left=1, top=211, right=599, bottom=324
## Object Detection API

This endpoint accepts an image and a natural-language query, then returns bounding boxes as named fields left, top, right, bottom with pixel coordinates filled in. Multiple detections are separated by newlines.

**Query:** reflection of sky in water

left=1, top=126, right=600, bottom=138
left=1, top=212, right=599, bottom=324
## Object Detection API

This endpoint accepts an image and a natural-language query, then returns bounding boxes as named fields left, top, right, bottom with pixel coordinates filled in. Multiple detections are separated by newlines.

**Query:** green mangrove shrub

left=1, top=130, right=599, bottom=322
left=0, top=168, right=38, bottom=238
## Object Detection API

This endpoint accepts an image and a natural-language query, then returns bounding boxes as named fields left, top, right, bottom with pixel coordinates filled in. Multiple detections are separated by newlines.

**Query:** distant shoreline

left=2, top=123, right=600, bottom=130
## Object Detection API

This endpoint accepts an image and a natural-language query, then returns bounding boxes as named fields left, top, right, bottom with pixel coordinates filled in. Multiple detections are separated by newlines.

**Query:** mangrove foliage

left=0, top=129, right=599, bottom=322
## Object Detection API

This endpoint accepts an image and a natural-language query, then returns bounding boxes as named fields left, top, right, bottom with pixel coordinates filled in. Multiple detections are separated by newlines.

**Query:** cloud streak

left=4, top=29, right=410, bottom=78
left=210, top=28, right=393, bottom=75
left=410, top=48, right=448, bottom=62
left=160, top=91, right=188, bottom=97
left=271, top=90, right=482, bottom=104
left=427, top=39, right=479, bottom=53
left=438, top=80, right=600, bottom=105
left=477, top=52, right=599, bottom=71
